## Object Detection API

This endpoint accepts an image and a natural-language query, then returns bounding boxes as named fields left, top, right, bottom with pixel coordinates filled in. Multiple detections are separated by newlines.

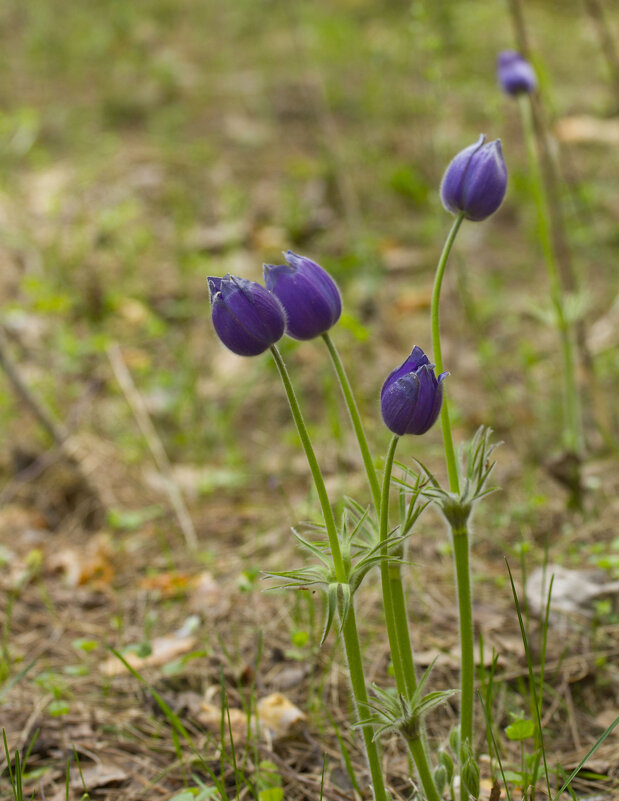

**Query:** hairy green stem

left=380, top=435, right=439, bottom=801
left=270, top=345, right=388, bottom=801
left=408, top=737, right=442, bottom=801
left=518, top=95, right=582, bottom=455
left=322, top=332, right=382, bottom=510
left=432, top=218, right=476, bottom=795
left=452, top=528, right=474, bottom=755
left=379, top=435, right=419, bottom=696
left=431, top=213, right=465, bottom=494
left=270, top=345, right=345, bottom=581
left=379, top=435, right=405, bottom=692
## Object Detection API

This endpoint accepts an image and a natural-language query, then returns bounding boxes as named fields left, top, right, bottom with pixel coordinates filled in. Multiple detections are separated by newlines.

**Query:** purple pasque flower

left=440, top=135, right=507, bottom=222
left=381, top=346, right=447, bottom=436
left=263, top=251, right=342, bottom=340
left=497, top=50, right=537, bottom=96
left=208, top=274, right=285, bottom=356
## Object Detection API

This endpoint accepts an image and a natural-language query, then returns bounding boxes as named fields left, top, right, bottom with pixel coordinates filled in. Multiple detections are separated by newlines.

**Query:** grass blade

left=552, top=717, right=618, bottom=801
left=505, top=559, right=552, bottom=800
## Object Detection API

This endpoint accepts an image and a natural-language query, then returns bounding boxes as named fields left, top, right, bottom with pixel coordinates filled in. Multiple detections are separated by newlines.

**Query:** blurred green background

left=0, top=0, right=617, bottom=498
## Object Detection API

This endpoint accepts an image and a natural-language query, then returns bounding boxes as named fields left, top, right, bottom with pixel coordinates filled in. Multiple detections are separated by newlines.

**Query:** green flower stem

left=452, top=526, right=474, bottom=754
left=518, top=95, right=583, bottom=455
left=322, top=332, right=382, bottom=511
left=379, top=435, right=405, bottom=693
left=269, top=345, right=389, bottom=801
left=388, top=564, right=418, bottom=696
left=341, top=605, right=390, bottom=800
left=381, top=435, right=439, bottom=801
left=432, top=218, right=476, bottom=787
left=270, top=345, right=345, bottom=581
left=408, top=737, right=442, bottom=801
left=431, top=213, right=465, bottom=494
left=379, top=435, right=419, bottom=696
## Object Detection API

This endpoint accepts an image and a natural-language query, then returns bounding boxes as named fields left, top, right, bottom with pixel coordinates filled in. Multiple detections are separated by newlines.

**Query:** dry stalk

left=106, top=342, right=198, bottom=550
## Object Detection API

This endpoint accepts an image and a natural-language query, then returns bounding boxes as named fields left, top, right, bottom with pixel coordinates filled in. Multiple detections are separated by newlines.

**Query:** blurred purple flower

left=497, top=51, right=537, bottom=96
left=263, top=251, right=342, bottom=340
left=208, top=274, right=285, bottom=356
left=381, top=346, right=447, bottom=436
left=440, top=135, right=507, bottom=222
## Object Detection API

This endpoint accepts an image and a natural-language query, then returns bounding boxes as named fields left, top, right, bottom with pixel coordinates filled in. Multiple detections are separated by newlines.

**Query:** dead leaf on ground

left=136, top=569, right=231, bottom=615
left=184, top=221, right=248, bottom=253
left=0, top=504, right=49, bottom=537
left=392, top=287, right=433, bottom=315
left=265, top=662, right=311, bottom=691
left=198, top=702, right=248, bottom=741
left=48, top=533, right=114, bottom=588
left=139, top=571, right=194, bottom=598
left=118, top=347, right=151, bottom=370
left=251, top=224, right=288, bottom=252
left=594, top=709, right=619, bottom=731
left=197, top=692, right=306, bottom=743
left=415, top=649, right=459, bottom=669
left=380, top=244, right=429, bottom=273
left=416, top=646, right=508, bottom=670
left=69, top=763, right=129, bottom=791
left=526, top=564, right=619, bottom=619
left=188, top=571, right=231, bottom=618
left=117, top=297, right=152, bottom=326
left=257, top=692, right=306, bottom=739
left=555, top=115, right=619, bottom=145
left=101, top=634, right=197, bottom=676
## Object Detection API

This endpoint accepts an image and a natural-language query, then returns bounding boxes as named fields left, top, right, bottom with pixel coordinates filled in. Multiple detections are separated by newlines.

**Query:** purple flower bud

left=497, top=50, right=537, bottom=96
left=208, top=274, right=285, bottom=356
left=381, top=346, right=447, bottom=436
left=263, top=251, right=342, bottom=340
left=440, top=135, right=507, bottom=222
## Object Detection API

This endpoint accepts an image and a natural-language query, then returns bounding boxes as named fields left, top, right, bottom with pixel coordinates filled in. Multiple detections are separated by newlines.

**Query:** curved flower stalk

left=432, top=140, right=507, bottom=794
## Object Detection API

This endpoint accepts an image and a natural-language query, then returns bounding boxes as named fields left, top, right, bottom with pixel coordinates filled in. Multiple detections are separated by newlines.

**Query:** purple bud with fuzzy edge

left=263, top=251, right=342, bottom=340
left=440, top=135, right=507, bottom=222
left=208, top=274, right=285, bottom=356
left=497, top=50, right=537, bottom=96
left=381, top=346, right=448, bottom=436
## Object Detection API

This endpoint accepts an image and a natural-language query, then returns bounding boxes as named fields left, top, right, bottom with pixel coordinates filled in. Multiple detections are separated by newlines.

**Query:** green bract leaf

left=357, top=661, right=457, bottom=743
left=417, top=427, right=500, bottom=530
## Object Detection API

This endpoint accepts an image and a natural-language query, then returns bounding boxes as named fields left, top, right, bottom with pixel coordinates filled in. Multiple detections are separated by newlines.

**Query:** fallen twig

left=0, top=325, right=104, bottom=517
